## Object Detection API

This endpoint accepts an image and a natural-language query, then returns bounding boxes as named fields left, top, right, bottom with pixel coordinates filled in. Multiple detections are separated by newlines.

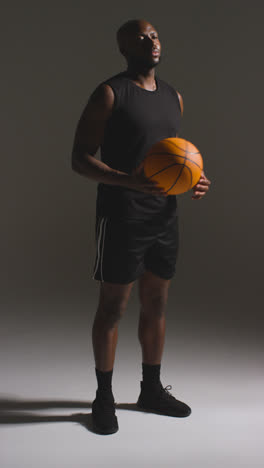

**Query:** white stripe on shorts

left=92, top=216, right=108, bottom=281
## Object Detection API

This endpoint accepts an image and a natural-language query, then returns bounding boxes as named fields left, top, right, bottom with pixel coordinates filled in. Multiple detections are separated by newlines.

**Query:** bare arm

left=176, top=91, right=184, bottom=117
left=175, top=90, right=184, bottom=138
left=71, top=84, right=130, bottom=187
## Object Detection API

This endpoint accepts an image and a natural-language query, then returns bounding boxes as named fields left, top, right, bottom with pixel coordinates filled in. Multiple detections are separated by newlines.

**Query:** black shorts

left=92, top=215, right=180, bottom=284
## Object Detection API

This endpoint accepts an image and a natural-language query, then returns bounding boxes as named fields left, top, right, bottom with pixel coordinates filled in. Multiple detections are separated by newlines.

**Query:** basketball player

left=71, top=19, right=211, bottom=434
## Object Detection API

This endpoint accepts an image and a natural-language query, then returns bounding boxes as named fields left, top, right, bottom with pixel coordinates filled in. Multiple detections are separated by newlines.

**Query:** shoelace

left=159, top=384, right=176, bottom=402
left=164, top=384, right=173, bottom=394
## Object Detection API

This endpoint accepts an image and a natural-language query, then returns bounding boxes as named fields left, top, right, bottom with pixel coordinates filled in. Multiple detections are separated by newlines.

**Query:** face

left=123, top=21, right=161, bottom=69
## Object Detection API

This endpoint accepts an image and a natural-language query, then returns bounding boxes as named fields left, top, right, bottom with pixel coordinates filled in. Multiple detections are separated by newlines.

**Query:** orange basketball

left=142, top=137, right=203, bottom=195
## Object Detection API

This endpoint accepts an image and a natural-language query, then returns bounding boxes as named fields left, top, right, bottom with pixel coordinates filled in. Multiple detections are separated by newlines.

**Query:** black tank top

left=96, top=70, right=182, bottom=221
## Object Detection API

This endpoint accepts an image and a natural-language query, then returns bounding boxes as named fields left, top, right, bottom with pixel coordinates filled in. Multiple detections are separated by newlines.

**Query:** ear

left=119, top=47, right=128, bottom=58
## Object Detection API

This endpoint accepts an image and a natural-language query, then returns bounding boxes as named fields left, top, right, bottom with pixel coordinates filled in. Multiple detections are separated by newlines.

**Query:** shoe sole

left=92, top=416, right=119, bottom=435
left=92, top=423, right=119, bottom=435
left=136, top=401, right=191, bottom=418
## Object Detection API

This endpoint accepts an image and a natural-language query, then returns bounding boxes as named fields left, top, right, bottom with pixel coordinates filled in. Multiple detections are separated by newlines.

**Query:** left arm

left=176, top=91, right=184, bottom=118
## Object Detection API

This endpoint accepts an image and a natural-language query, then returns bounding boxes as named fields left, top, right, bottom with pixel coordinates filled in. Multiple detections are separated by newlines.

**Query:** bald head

left=116, top=19, right=158, bottom=57
left=117, top=19, right=141, bottom=54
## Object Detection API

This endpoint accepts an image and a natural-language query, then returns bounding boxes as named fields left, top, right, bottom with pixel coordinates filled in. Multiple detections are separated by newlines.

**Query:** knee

left=140, top=293, right=168, bottom=318
left=95, top=298, right=127, bottom=328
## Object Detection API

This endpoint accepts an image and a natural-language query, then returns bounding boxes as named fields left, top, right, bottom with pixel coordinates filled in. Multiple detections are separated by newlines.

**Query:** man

left=71, top=19, right=211, bottom=435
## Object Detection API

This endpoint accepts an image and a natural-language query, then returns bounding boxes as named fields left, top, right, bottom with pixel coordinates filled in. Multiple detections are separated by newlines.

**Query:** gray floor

left=0, top=301, right=263, bottom=468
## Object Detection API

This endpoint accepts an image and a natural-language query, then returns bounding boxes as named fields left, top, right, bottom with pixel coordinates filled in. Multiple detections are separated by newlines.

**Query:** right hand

left=124, top=164, right=168, bottom=196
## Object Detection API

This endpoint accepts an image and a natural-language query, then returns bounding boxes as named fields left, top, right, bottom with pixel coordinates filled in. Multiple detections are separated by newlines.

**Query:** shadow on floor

left=0, top=395, right=146, bottom=434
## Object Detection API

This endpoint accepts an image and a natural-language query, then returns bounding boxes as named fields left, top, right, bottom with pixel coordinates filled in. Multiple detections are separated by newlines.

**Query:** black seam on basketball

left=165, top=164, right=185, bottom=193
left=165, top=140, right=190, bottom=194
left=166, top=140, right=188, bottom=193
left=170, top=140, right=200, bottom=155
left=185, top=141, right=192, bottom=190
left=165, top=141, right=190, bottom=194
left=147, top=140, right=199, bottom=193
left=148, top=152, right=202, bottom=171
left=148, top=161, right=183, bottom=179
left=148, top=160, right=194, bottom=190
left=164, top=140, right=187, bottom=193
left=182, top=163, right=193, bottom=190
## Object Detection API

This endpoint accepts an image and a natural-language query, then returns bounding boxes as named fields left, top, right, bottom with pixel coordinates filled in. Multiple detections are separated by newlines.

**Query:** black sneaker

left=91, top=390, right=119, bottom=434
left=136, top=381, right=192, bottom=418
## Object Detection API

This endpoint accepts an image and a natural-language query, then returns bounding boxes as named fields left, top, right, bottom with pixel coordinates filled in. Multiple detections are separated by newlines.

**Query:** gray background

left=1, top=2, right=263, bottom=467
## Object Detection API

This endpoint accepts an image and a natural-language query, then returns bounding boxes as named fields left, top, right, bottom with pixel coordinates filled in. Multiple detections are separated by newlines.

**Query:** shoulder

left=86, top=81, right=115, bottom=114
left=100, top=71, right=127, bottom=91
left=96, top=71, right=128, bottom=110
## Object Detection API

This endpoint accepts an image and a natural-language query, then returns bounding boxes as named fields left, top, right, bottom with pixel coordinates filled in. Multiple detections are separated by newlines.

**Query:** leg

left=138, top=270, right=171, bottom=364
left=136, top=269, right=192, bottom=418
left=92, top=280, right=134, bottom=371
left=91, top=281, right=134, bottom=435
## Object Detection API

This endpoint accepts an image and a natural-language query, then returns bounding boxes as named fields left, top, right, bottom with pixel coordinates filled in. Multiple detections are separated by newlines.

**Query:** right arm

left=71, top=84, right=129, bottom=186
left=71, top=83, right=167, bottom=196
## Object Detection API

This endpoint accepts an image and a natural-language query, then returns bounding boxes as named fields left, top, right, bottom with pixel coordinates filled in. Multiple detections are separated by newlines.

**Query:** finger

left=143, top=184, right=167, bottom=194
left=194, top=184, right=209, bottom=191
left=200, top=179, right=211, bottom=186
left=154, top=189, right=168, bottom=196
left=150, top=187, right=168, bottom=196
left=143, top=180, right=161, bottom=188
left=144, top=180, right=163, bottom=189
left=203, top=177, right=211, bottom=184
left=197, top=180, right=210, bottom=187
left=193, top=190, right=206, bottom=196
left=193, top=180, right=205, bottom=189
left=193, top=188, right=206, bottom=193
left=200, top=174, right=211, bottom=184
left=148, top=178, right=160, bottom=185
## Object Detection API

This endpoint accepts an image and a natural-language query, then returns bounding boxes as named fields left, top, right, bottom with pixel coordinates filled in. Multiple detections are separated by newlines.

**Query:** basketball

left=142, top=137, right=203, bottom=195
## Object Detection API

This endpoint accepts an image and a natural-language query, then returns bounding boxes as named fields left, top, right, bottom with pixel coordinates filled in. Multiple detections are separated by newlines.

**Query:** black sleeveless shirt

left=96, top=70, right=182, bottom=221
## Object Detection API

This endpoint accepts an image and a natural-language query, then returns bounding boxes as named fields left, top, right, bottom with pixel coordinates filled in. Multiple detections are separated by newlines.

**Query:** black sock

left=95, top=368, right=113, bottom=395
left=142, top=362, right=161, bottom=386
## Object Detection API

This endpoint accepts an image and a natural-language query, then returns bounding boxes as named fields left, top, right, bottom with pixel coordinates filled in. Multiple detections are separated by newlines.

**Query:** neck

left=125, top=63, right=156, bottom=88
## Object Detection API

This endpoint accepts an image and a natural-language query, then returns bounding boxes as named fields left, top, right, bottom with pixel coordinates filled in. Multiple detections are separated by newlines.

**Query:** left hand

left=191, top=170, right=211, bottom=200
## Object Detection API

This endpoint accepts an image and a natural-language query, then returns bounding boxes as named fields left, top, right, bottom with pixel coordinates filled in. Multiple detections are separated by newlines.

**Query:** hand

left=191, top=170, right=211, bottom=200
left=124, top=164, right=168, bottom=196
